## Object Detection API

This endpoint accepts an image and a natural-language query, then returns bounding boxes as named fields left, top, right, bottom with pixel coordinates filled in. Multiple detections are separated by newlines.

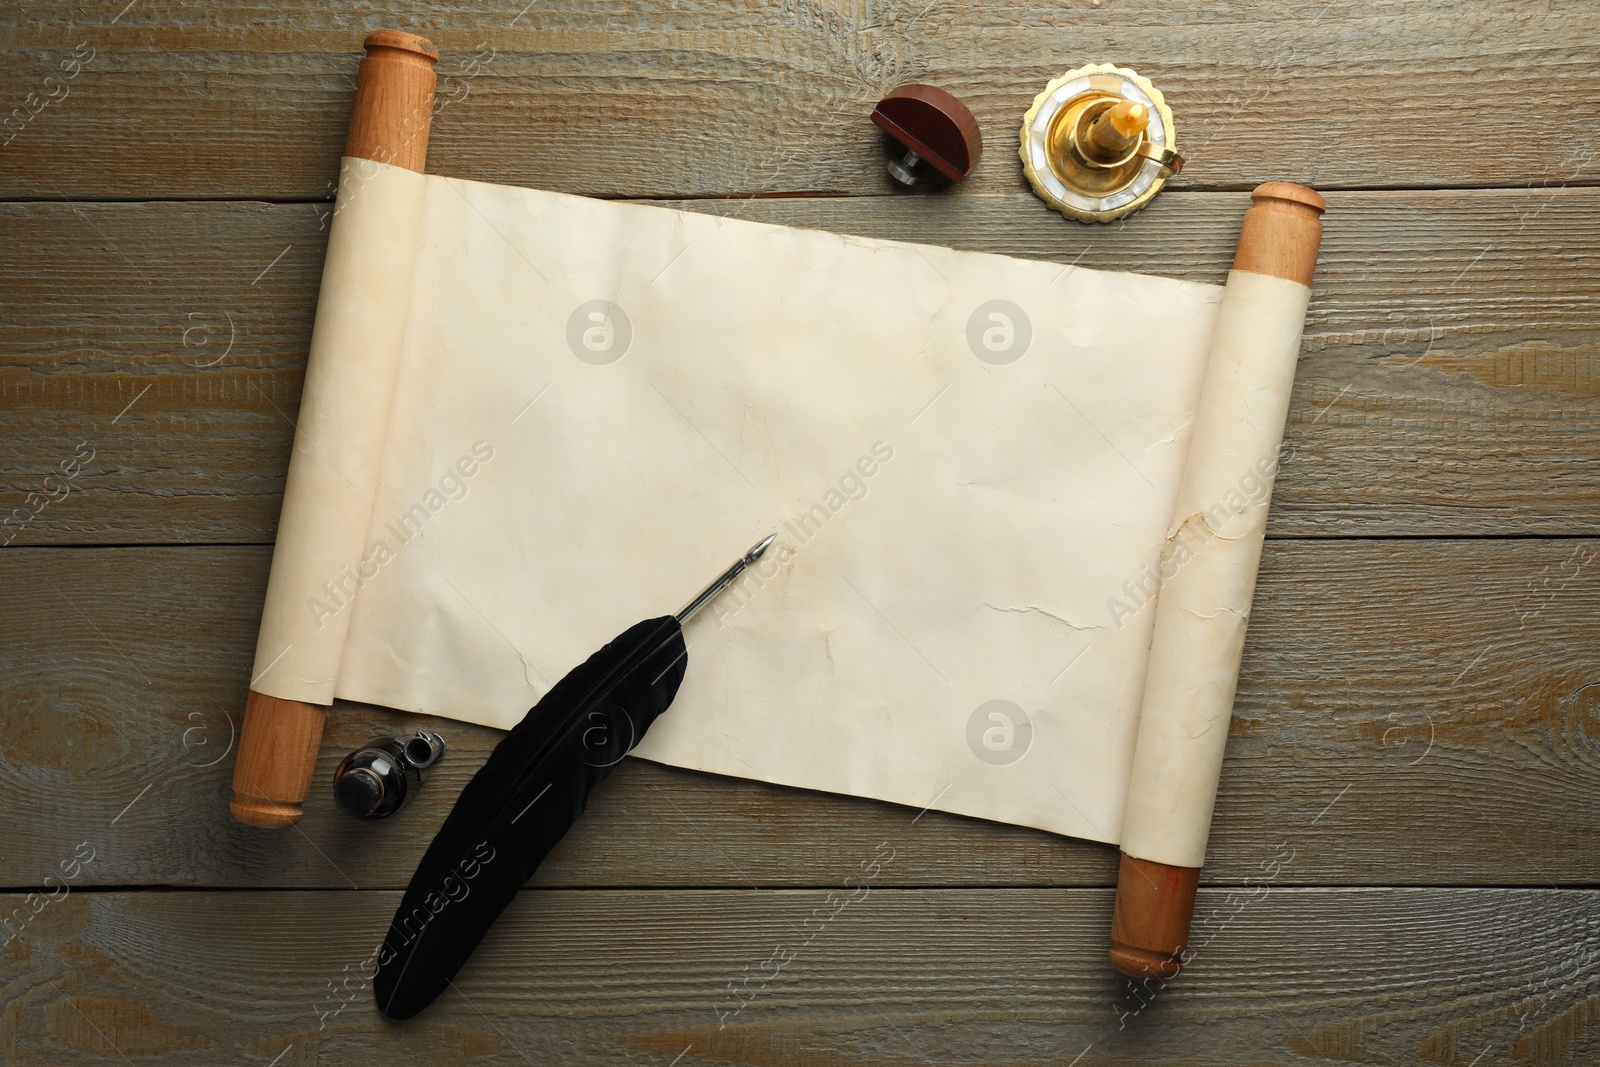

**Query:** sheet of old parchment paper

left=251, top=161, right=1308, bottom=859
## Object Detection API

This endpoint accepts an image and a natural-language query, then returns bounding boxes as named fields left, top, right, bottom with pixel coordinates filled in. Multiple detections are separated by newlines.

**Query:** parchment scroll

left=250, top=160, right=1312, bottom=865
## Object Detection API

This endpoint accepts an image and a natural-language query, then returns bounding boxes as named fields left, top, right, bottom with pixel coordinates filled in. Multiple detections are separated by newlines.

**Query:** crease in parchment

left=975, top=603, right=1101, bottom=632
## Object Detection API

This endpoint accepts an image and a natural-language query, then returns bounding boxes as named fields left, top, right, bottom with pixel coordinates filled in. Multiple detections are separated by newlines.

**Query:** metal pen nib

left=676, top=533, right=779, bottom=623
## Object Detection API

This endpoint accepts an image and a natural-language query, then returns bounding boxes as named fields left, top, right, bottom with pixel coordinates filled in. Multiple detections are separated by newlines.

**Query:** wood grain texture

left=3, top=2, right=1594, bottom=1058
left=1, top=888, right=1596, bottom=1065
left=3, top=1, right=1599, bottom=199
left=3, top=186, right=1598, bottom=544
left=1, top=538, right=1594, bottom=890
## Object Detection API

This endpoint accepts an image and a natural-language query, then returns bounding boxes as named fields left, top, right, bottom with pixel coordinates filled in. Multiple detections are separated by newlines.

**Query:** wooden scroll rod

left=1108, top=180, right=1326, bottom=979
left=230, top=30, right=440, bottom=829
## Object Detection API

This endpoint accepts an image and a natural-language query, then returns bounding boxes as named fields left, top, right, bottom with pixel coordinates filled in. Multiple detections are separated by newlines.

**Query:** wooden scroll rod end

left=228, top=798, right=303, bottom=830
left=1233, top=181, right=1327, bottom=287
left=1109, top=852, right=1201, bottom=981
left=230, top=690, right=328, bottom=829
left=1252, top=180, right=1326, bottom=217
left=362, top=29, right=439, bottom=65
left=344, top=29, right=441, bottom=173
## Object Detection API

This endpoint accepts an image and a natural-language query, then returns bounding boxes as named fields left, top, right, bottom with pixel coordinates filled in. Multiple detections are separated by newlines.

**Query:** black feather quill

left=373, top=615, right=686, bottom=1019
left=374, top=535, right=775, bottom=1020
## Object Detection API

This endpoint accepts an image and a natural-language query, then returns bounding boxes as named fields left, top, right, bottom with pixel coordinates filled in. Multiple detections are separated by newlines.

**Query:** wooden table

left=3, top=2, right=1597, bottom=1063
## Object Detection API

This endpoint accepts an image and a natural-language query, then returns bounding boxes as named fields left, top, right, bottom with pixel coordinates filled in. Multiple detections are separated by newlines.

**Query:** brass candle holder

left=1019, top=63, right=1183, bottom=223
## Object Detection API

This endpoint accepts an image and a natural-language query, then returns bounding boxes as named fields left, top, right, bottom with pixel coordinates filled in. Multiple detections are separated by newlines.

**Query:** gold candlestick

left=1020, top=63, right=1183, bottom=223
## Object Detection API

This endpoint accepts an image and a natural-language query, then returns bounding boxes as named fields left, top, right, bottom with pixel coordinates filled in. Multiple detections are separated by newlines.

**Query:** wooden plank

left=2, top=887, right=1596, bottom=1064
left=3, top=187, right=1598, bottom=544
left=1, top=538, right=1595, bottom=890
left=1, top=4, right=1587, bottom=1058
left=3, top=1, right=1598, bottom=199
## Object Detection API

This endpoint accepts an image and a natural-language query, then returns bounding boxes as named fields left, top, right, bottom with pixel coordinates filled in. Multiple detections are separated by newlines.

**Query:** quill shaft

left=375, top=534, right=777, bottom=1019
left=375, top=615, right=687, bottom=1019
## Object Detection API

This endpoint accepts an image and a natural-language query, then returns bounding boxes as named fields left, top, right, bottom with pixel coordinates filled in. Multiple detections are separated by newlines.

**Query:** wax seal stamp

left=872, top=84, right=983, bottom=186
left=1019, top=63, right=1183, bottom=223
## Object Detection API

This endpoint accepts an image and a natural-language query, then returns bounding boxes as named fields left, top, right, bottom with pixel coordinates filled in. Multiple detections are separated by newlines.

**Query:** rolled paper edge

left=1118, top=266, right=1312, bottom=871
left=1109, top=182, right=1325, bottom=979
left=248, top=157, right=429, bottom=707
left=248, top=31, right=438, bottom=706
left=1120, top=184, right=1326, bottom=870
left=235, top=29, right=439, bottom=827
